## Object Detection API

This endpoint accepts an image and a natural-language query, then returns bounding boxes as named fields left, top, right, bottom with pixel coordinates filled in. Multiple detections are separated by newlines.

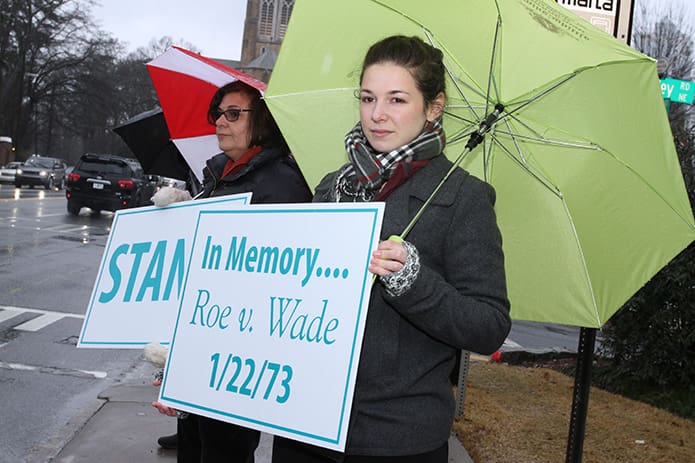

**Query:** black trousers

left=272, top=436, right=448, bottom=463
left=177, top=414, right=260, bottom=463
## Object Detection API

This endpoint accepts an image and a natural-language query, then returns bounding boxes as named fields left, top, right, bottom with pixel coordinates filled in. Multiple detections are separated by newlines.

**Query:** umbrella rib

left=483, top=13, right=503, bottom=113
left=488, top=132, right=601, bottom=323
left=448, top=104, right=490, bottom=111
left=483, top=136, right=494, bottom=180
left=602, top=151, right=695, bottom=233
left=489, top=133, right=562, bottom=198
left=263, top=87, right=358, bottom=99
left=500, top=117, right=528, bottom=165
left=504, top=110, right=601, bottom=150
left=421, top=30, right=489, bottom=120
left=494, top=129, right=600, bottom=150
left=442, top=109, right=480, bottom=127
left=560, top=198, right=603, bottom=327
left=441, top=65, right=485, bottom=120
left=503, top=73, right=578, bottom=119
left=445, top=74, right=489, bottom=111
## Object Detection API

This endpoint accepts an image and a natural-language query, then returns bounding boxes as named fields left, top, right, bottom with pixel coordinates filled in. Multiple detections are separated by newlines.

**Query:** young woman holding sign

left=271, top=35, right=511, bottom=463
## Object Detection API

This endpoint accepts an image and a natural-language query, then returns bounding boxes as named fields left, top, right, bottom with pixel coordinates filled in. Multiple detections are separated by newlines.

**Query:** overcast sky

left=90, top=0, right=693, bottom=62
left=92, top=0, right=248, bottom=60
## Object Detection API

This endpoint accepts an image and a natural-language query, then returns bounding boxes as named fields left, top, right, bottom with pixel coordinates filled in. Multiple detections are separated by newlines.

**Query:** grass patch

left=589, top=365, right=695, bottom=420
left=453, top=362, right=694, bottom=463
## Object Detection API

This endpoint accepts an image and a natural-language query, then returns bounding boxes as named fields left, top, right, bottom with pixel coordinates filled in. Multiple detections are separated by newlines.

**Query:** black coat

left=182, top=145, right=311, bottom=460
left=202, top=146, right=312, bottom=204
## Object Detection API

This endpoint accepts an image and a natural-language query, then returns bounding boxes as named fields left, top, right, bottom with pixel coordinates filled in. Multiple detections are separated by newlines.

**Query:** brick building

left=239, top=0, right=294, bottom=82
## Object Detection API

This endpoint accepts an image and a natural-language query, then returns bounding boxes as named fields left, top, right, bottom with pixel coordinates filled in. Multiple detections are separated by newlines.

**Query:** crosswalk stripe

left=14, top=313, right=66, bottom=331
left=0, top=308, right=21, bottom=324
left=0, top=306, right=84, bottom=333
left=0, top=305, right=84, bottom=319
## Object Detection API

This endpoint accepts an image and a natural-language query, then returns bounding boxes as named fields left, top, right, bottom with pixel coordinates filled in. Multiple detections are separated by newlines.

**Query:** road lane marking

left=0, top=308, right=22, bottom=324
left=45, top=224, right=90, bottom=233
left=14, top=313, right=67, bottom=331
left=59, top=226, right=93, bottom=233
left=0, top=305, right=84, bottom=319
left=0, top=361, right=107, bottom=379
left=0, top=306, right=84, bottom=332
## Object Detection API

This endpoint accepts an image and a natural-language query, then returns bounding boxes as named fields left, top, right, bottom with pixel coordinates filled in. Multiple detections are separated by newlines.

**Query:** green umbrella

left=265, top=0, right=695, bottom=329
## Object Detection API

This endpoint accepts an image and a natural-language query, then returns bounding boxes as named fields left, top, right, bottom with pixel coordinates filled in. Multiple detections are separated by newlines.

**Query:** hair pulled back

left=360, top=35, right=446, bottom=105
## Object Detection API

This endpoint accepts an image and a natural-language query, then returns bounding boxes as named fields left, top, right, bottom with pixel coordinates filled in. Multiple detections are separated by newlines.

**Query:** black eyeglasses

left=208, top=107, right=253, bottom=124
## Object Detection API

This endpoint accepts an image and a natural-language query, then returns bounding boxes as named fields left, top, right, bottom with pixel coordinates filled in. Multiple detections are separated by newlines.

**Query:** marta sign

left=556, top=0, right=634, bottom=44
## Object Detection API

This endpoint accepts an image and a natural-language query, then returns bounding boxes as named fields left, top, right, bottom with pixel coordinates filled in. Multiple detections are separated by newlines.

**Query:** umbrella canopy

left=112, top=107, right=189, bottom=180
left=265, top=0, right=695, bottom=328
left=146, top=46, right=267, bottom=182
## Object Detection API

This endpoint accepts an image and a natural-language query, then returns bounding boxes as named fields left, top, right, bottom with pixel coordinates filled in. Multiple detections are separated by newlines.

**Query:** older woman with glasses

left=152, top=79, right=312, bottom=463
left=200, top=80, right=311, bottom=201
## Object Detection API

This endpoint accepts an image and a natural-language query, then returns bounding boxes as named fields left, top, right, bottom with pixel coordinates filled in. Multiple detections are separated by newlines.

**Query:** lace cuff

left=380, top=240, right=420, bottom=297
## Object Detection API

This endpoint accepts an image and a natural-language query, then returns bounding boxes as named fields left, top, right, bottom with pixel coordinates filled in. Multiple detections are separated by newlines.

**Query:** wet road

left=0, top=184, right=149, bottom=463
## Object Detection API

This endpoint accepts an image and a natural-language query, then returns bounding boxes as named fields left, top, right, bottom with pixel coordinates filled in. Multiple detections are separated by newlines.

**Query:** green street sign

left=660, top=78, right=695, bottom=104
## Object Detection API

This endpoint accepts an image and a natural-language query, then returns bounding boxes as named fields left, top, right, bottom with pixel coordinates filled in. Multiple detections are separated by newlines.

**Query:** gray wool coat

left=314, top=154, right=512, bottom=457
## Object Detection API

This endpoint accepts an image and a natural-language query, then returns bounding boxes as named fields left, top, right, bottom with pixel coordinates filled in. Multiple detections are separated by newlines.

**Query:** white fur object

left=144, top=342, right=169, bottom=368
left=151, top=186, right=192, bottom=207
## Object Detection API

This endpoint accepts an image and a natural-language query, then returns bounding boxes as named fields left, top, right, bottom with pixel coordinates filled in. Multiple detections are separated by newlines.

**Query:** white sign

left=78, top=193, right=252, bottom=348
left=159, top=202, right=385, bottom=451
left=556, top=0, right=634, bottom=44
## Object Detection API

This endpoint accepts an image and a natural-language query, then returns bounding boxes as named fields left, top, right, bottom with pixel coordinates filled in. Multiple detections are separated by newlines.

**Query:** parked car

left=0, top=161, right=23, bottom=184
left=65, top=153, right=158, bottom=215
left=14, top=155, right=68, bottom=189
left=155, top=176, right=187, bottom=191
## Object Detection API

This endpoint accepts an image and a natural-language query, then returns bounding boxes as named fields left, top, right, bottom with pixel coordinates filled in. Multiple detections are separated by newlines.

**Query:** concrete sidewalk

left=51, top=384, right=474, bottom=463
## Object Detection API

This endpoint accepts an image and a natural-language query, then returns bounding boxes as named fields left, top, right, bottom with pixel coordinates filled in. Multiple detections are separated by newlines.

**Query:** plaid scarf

left=332, top=118, right=445, bottom=202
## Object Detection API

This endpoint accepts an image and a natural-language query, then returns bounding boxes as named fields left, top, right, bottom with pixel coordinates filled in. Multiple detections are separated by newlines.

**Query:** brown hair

left=360, top=35, right=446, bottom=105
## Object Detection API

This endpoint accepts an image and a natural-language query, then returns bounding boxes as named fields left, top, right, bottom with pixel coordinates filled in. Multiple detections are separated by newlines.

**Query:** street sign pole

left=556, top=2, right=635, bottom=463
left=616, top=0, right=636, bottom=45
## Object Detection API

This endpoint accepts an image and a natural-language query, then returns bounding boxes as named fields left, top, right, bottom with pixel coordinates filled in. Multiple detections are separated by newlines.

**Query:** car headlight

left=16, top=169, right=22, bottom=175
left=39, top=171, right=48, bottom=176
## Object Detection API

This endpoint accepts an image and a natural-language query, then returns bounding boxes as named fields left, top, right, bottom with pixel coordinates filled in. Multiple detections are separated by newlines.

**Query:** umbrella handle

left=465, top=103, right=504, bottom=150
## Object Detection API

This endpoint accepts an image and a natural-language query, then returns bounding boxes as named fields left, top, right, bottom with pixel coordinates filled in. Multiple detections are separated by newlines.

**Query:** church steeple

left=240, top=0, right=294, bottom=82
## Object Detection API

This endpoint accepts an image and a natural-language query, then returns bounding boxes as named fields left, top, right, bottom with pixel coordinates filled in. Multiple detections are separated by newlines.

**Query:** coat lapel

left=381, top=156, right=469, bottom=238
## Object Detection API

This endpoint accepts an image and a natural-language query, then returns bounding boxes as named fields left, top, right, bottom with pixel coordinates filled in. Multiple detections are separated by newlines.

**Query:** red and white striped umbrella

left=146, top=46, right=266, bottom=182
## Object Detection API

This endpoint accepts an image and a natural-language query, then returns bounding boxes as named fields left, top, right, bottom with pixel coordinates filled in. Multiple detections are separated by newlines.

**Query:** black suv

left=14, top=154, right=68, bottom=190
left=65, top=153, right=157, bottom=215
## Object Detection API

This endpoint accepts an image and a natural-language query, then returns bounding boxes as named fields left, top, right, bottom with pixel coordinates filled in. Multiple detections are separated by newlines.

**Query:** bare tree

left=0, top=0, right=123, bottom=159
left=599, top=1, right=695, bottom=400
left=632, top=0, right=695, bottom=128
left=131, top=36, right=200, bottom=61
left=0, top=1, right=207, bottom=162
